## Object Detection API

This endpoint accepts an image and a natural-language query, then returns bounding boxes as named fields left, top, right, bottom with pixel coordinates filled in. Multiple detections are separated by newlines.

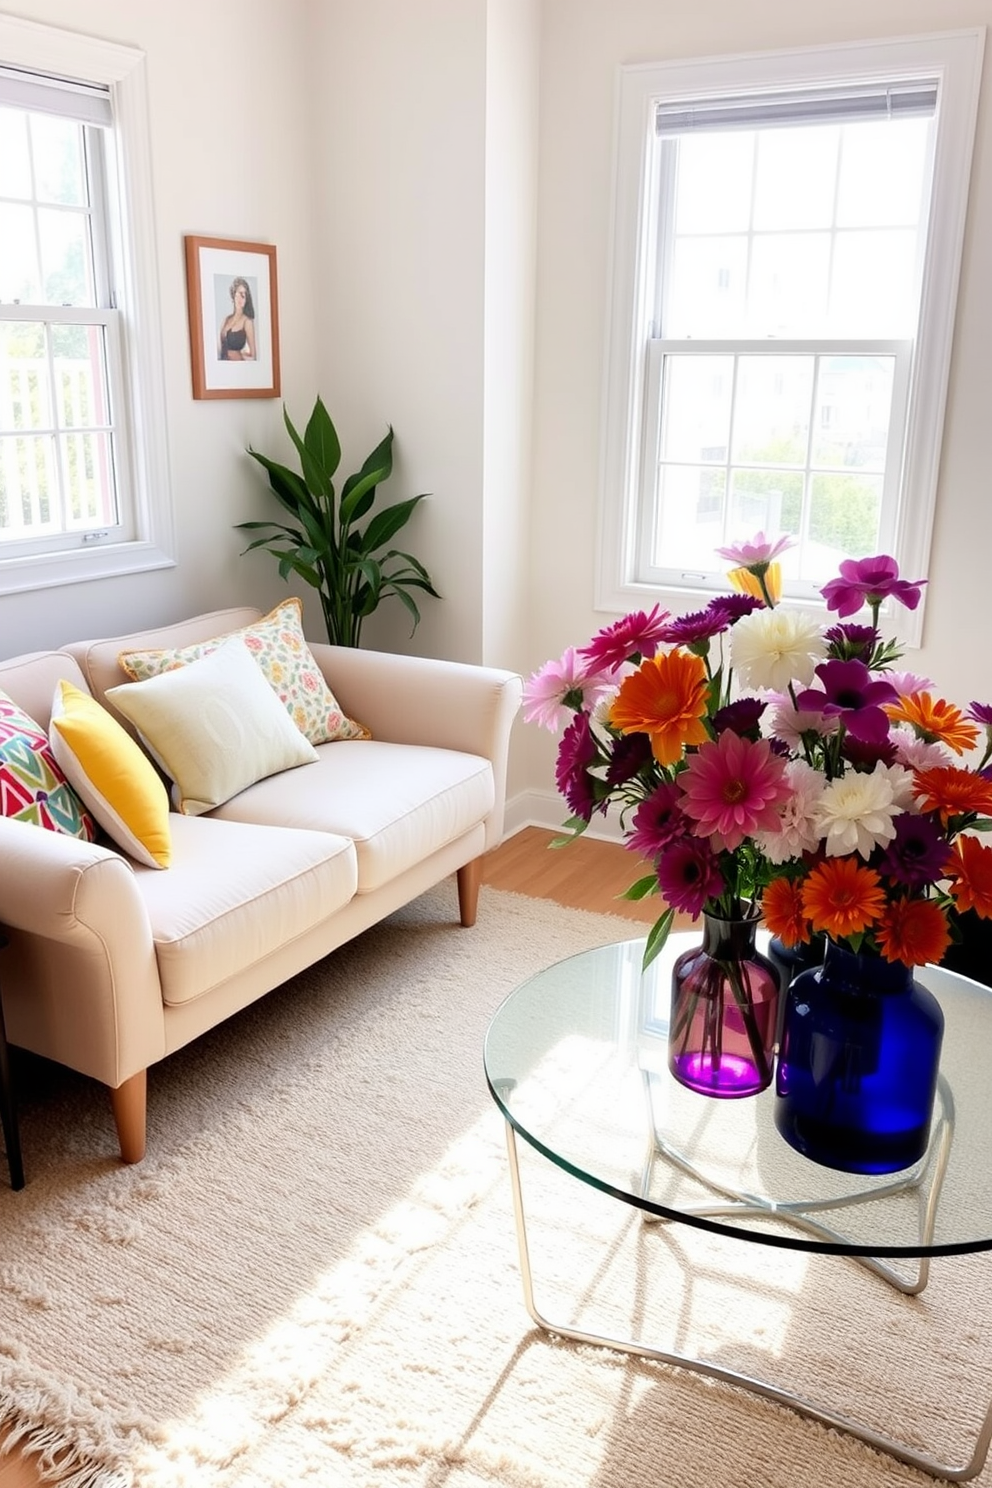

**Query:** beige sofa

left=0, top=606, right=522, bottom=1167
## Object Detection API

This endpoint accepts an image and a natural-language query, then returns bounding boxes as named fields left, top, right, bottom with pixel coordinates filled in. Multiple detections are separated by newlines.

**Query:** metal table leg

left=503, top=1119, right=992, bottom=1482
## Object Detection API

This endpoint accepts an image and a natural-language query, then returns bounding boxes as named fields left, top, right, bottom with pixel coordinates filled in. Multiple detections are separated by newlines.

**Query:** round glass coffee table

left=484, top=931, right=992, bottom=1481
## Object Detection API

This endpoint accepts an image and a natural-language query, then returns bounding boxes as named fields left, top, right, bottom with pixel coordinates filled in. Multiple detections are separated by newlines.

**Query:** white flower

left=815, top=762, right=904, bottom=859
left=890, top=722, right=952, bottom=773
left=730, top=608, right=828, bottom=693
left=754, top=759, right=825, bottom=863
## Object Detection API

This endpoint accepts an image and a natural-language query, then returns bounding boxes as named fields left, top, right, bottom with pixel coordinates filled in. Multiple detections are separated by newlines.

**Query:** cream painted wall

left=0, top=0, right=320, bottom=657
left=516, top=0, right=992, bottom=831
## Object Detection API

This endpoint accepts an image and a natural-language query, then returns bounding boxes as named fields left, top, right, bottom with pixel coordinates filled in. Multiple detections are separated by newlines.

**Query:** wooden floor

left=0, top=827, right=668, bottom=1487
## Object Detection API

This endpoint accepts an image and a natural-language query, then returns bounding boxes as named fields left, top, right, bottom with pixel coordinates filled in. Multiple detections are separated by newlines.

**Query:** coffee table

left=484, top=932, right=992, bottom=1481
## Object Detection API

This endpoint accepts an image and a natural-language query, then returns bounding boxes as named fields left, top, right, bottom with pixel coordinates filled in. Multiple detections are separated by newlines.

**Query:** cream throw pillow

left=106, top=637, right=319, bottom=816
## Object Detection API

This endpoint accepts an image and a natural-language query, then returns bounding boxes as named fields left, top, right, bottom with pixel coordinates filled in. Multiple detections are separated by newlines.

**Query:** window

left=0, top=16, right=173, bottom=594
left=599, top=32, right=984, bottom=642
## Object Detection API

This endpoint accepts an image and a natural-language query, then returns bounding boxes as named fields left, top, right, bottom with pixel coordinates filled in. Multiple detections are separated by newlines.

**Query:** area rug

left=1, top=884, right=990, bottom=1487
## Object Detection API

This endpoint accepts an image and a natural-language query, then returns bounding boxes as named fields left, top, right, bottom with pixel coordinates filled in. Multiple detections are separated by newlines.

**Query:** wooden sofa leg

left=110, top=1070, right=147, bottom=1164
left=457, top=856, right=483, bottom=928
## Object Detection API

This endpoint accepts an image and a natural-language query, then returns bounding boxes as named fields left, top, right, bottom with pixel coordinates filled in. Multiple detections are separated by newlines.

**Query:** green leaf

left=641, top=907, right=676, bottom=971
left=620, top=874, right=659, bottom=902
left=362, top=494, right=426, bottom=554
left=340, top=429, right=394, bottom=527
left=303, top=396, right=341, bottom=484
left=283, top=405, right=331, bottom=499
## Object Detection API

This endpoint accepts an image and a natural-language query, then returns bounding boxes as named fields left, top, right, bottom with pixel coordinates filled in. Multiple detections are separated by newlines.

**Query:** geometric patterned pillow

left=116, top=596, right=370, bottom=746
left=0, top=689, right=97, bottom=840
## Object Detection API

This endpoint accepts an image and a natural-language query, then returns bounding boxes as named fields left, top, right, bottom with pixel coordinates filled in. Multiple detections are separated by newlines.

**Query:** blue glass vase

left=774, top=939, right=944, bottom=1174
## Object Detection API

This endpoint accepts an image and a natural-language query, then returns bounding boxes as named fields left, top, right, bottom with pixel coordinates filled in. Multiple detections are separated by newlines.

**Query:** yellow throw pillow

left=49, top=680, right=172, bottom=869
left=116, top=597, right=369, bottom=746
left=106, top=636, right=319, bottom=816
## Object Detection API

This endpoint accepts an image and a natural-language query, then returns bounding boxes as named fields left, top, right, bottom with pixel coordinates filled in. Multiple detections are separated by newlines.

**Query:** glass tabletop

left=483, top=933, right=992, bottom=1257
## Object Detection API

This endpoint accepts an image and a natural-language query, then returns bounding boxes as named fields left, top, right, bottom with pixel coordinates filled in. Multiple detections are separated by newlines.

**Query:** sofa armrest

left=0, top=818, right=165, bottom=1085
left=309, top=643, right=523, bottom=849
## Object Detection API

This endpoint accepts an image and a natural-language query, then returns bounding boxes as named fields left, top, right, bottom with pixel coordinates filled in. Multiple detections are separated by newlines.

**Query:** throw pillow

left=116, top=597, right=369, bottom=746
left=0, top=689, right=96, bottom=840
left=106, top=636, right=320, bottom=816
left=49, top=680, right=172, bottom=869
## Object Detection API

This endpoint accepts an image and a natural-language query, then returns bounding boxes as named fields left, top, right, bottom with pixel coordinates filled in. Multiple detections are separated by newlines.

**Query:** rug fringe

left=0, top=1397, right=131, bottom=1488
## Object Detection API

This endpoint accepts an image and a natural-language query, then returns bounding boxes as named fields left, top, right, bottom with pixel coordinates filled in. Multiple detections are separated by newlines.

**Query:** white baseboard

left=501, top=789, right=626, bottom=846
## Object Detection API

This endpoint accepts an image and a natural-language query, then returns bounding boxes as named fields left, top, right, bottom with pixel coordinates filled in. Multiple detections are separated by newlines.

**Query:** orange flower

left=913, top=767, right=992, bottom=823
left=947, top=834, right=992, bottom=918
left=762, top=876, right=809, bottom=947
left=608, top=650, right=709, bottom=767
left=884, top=693, right=978, bottom=754
left=800, top=858, right=886, bottom=939
left=875, top=896, right=950, bottom=966
left=728, top=561, right=782, bottom=604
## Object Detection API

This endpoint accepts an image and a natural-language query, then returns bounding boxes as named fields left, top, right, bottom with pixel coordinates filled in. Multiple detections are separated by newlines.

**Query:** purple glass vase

left=669, top=909, right=779, bottom=1098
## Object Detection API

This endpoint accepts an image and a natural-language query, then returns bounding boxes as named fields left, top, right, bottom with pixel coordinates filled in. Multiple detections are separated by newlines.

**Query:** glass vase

left=669, top=910, right=779, bottom=1098
left=774, top=939, right=944, bottom=1174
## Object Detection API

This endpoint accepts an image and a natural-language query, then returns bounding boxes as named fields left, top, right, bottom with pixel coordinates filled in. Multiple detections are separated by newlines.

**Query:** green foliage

left=237, top=397, right=440, bottom=647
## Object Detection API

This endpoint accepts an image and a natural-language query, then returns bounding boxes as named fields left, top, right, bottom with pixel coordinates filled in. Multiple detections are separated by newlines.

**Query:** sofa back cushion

left=0, top=650, right=90, bottom=731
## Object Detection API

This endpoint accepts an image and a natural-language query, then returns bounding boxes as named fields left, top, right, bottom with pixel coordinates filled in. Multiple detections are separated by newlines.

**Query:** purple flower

left=820, top=555, right=926, bottom=618
left=878, top=813, right=952, bottom=890
left=796, top=659, right=899, bottom=746
left=712, top=697, right=766, bottom=739
left=840, top=735, right=898, bottom=771
left=708, top=593, right=763, bottom=624
left=578, top=605, right=670, bottom=673
left=555, top=713, right=604, bottom=821
left=656, top=607, right=730, bottom=648
left=624, top=783, right=686, bottom=858
left=655, top=836, right=726, bottom=918
left=824, top=623, right=877, bottom=662
left=967, top=702, right=992, bottom=727
left=604, top=730, right=654, bottom=787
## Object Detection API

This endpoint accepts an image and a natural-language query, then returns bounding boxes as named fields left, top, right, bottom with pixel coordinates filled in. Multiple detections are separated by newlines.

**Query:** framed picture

left=184, top=235, right=280, bottom=399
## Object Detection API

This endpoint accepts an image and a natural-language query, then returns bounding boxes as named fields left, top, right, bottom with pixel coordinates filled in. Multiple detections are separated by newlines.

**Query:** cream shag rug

left=0, top=884, right=990, bottom=1488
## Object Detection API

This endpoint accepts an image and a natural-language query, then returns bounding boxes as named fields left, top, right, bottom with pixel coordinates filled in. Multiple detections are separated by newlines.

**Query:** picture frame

left=183, top=235, right=280, bottom=400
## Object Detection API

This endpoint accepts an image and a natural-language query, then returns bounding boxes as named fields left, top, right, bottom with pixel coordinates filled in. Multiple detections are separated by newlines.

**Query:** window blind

left=0, top=64, right=111, bottom=127
left=655, top=80, right=938, bottom=136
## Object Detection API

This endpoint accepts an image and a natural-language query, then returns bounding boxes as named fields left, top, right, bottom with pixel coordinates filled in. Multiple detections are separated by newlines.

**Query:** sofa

left=0, top=602, right=522, bottom=1167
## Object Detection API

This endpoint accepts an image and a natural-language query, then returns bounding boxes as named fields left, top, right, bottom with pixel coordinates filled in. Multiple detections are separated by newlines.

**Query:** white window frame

left=0, top=13, right=174, bottom=594
left=597, top=30, right=985, bottom=645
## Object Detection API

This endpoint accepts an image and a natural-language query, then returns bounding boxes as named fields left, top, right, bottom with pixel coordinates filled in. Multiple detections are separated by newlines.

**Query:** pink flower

left=522, top=648, right=614, bottom=731
left=887, top=670, right=935, bottom=697
left=624, top=782, right=685, bottom=858
left=578, top=605, right=671, bottom=673
left=678, top=730, right=791, bottom=852
left=655, top=837, right=725, bottom=918
left=820, top=555, right=926, bottom=618
left=714, top=531, right=795, bottom=567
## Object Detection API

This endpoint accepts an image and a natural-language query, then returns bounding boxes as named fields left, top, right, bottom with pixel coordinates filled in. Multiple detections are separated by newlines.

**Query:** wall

left=515, top=0, right=992, bottom=833
left=0, top=0, right=320, bottom=657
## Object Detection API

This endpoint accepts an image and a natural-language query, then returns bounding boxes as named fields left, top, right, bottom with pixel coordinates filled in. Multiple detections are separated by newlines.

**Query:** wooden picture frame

left=184, top=235, right=280, bottom=399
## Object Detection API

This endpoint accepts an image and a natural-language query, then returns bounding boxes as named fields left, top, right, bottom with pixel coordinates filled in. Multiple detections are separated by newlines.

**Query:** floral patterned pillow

left=117, top=598, right=369, bottom=746
left=0, top=690, right=96, bottom=840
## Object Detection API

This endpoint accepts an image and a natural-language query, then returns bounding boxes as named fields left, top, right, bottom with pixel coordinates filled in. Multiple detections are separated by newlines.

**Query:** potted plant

left=237, top=396, right=439, bottom=647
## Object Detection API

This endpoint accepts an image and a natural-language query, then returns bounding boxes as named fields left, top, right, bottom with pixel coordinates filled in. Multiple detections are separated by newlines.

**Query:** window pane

left=748, top=233, right=832, bottom=335
left=729, top=469, right=804, bottom=542
left=812, top=356, right=894, bottom=471
left=731, top=356, right=813, bottom=465
left=39, top=207, right=91, bottom=305
left=0, top=204, right=41, bottom=302
left=660, top=355, right=733, bottom=462
left=0, top=109, right=31, bottom=198
left=673, top=132, right=753, bottom=233
left=649, top=465, right=727, bottom=571
left=52, top=322, right=109, bottom=429
left=668, top=238, right=748, bottom=335
left=808, top=470, right=883, bottom=560
left=830, top=230, right=919, bottom=335
left=752, top=126, right=839, bottom=230
left=59, top=429, right=116, bottom=526
left=0, top=433, right=56, bottom=536
left=836, top=118, right=929, bottom=228
left=0, top=322, right=52, bottom=430
left=30, top=112, right=86, bottom=206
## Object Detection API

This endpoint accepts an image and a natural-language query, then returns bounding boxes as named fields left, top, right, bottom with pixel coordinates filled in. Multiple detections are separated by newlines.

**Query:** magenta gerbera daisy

left=578, top=605, right=670, bottom=673
left=655, top=836, right=726, bottom=918
left=677, top=730, right=791, bottom=852
left=624, top=782, right=685, bottom=859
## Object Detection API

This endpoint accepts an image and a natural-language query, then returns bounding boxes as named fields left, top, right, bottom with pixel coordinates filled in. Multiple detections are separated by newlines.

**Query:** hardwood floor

left=0, top=827, right=670, bottom=1487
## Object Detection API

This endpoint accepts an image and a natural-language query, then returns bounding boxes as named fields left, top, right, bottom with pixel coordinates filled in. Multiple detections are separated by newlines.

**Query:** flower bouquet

left=523, top=537, right=992, bottom=1107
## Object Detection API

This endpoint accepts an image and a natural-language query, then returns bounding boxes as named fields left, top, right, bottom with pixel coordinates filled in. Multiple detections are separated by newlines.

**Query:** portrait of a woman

left=218, top=276, right=256, bottom=361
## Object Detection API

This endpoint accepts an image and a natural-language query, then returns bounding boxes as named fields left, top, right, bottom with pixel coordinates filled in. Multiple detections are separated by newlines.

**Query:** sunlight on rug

left=1, top=883, right=991, bottom=1487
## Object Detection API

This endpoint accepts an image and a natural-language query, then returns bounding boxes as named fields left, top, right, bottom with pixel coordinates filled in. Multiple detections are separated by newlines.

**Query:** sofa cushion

left=107, top=637, right=320, bottom=815
left=0, top=689, right=96, bottom=841
left=134, top=814, right=357, bottom=1007
left=49, top=680, right=173, bottom=869
left=209, top=739, right=494, bottom=892
left=116, top=597, right=369, bottom=746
